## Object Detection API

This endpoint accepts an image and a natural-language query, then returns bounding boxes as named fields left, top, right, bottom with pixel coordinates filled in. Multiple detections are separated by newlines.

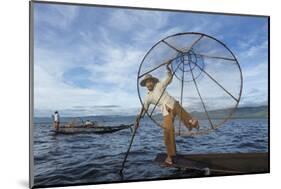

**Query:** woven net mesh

left=137, top=33, right=242, bottom=137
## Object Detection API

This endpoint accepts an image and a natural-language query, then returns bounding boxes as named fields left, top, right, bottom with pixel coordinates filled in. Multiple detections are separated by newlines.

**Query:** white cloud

left=35, top=4, right=79, bottom=30
left=33, top=5, right=268, bottom=117
left=107, top=9, right=169, bottom=32
left=244, top=40, right=268, bottom=58
left=34, top=26, right=144, bottom=116
left=243, top=62, right=268, bottom=79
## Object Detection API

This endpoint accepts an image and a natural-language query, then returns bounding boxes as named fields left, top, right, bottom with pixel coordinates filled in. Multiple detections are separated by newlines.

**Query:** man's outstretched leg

left=163, top=112, right=176, bottom=165
left=174, top=102, right=199, bottom=131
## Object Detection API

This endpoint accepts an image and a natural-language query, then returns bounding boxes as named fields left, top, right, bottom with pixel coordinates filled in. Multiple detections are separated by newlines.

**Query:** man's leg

left=174, top=102, right=198, bottom=130
left=163, top=113, right=176, bottom=164
left=54, top=122, right=59, bottom=131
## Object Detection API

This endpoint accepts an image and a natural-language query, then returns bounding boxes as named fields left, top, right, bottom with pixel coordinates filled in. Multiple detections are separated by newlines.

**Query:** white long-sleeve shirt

left=53, top=113, right=60, bottom=122
left=142, top=71, right=176, bottom=117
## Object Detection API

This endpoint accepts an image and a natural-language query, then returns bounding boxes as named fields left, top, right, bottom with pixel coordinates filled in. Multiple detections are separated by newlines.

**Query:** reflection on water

left=33, top=117, right=268, bottom=186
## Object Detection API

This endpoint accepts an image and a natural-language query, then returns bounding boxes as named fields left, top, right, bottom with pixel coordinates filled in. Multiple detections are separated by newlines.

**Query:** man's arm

left=138, top=101, right=149, bottom=118
left=135, top=98, right=149, bottom=128
left=159, top=60, right=173, bottom=88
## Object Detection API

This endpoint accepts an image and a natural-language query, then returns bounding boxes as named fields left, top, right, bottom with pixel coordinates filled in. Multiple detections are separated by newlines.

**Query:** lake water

left=32, top=117, right=268, bottom=187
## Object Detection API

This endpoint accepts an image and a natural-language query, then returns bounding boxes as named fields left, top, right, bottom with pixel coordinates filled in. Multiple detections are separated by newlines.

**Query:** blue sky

left=33, top=3, right=268, bottom=117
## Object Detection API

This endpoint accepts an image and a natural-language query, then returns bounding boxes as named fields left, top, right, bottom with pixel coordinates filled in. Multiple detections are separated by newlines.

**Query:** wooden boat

left=155, top=152, right=269, bottom=176
left=53, top=124, right=133, bottom=134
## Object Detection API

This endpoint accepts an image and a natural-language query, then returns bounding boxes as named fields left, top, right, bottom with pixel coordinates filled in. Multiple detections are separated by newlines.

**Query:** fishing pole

left=119, top=117, right=141, bottom=175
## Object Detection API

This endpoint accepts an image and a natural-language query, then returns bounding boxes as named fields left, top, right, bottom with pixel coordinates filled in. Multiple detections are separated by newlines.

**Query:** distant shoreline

left=34, top=105, right=268, bottom=120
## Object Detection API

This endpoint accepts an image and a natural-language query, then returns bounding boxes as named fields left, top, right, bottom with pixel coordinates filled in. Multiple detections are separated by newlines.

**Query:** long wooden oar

left=119, top=118, right=140, bottom=175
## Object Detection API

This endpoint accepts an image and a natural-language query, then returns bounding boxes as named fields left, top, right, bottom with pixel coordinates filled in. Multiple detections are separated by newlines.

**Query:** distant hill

left=189, top=105, right=268, bottom=119
left=152, top=105, right=268, bottom=120
left=34, top=105, right=268, bottom=123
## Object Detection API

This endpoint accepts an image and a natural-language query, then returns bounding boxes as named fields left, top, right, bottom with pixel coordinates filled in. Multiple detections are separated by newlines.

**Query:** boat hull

left=155, top=152, right=269, bottom=176
left=53, top=124, right=133, bottom=134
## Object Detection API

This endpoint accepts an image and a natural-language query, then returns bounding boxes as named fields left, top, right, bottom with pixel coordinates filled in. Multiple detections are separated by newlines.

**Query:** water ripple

left=33, top=118, right=268, bottom=186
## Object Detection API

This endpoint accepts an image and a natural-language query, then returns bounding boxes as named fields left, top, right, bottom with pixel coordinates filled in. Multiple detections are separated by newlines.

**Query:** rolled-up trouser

left=163, top=102, right=193, bottom=157
left=53, top=121, right=60, bottom=130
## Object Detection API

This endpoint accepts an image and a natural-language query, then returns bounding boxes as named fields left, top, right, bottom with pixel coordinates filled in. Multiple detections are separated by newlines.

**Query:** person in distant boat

left=52, top=111, right=60, bottom=131
left=136, top=60, right=199, bottom=166
left=85, top=120, right=93, bottom=127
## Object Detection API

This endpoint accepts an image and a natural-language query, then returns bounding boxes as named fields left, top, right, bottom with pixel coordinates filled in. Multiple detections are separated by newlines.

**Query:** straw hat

left=140, top=74, right=159, bottom=87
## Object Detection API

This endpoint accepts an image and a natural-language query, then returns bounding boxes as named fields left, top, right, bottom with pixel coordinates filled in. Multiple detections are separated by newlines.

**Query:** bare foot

left=188, top=119, right=199, bottom=131
left=164, top=156, right=173, bottom=165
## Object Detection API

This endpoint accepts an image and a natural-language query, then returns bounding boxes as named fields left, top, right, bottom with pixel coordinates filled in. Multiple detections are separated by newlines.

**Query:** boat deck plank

left=154, top=152, right=269, bottom=175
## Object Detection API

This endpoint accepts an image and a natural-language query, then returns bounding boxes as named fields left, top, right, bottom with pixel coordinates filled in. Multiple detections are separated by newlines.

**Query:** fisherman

left=52, top=111, right=60, bottom=131
left=136, top=60, right=199, bottom=166
left=85, top=120, right=93, bottom=127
